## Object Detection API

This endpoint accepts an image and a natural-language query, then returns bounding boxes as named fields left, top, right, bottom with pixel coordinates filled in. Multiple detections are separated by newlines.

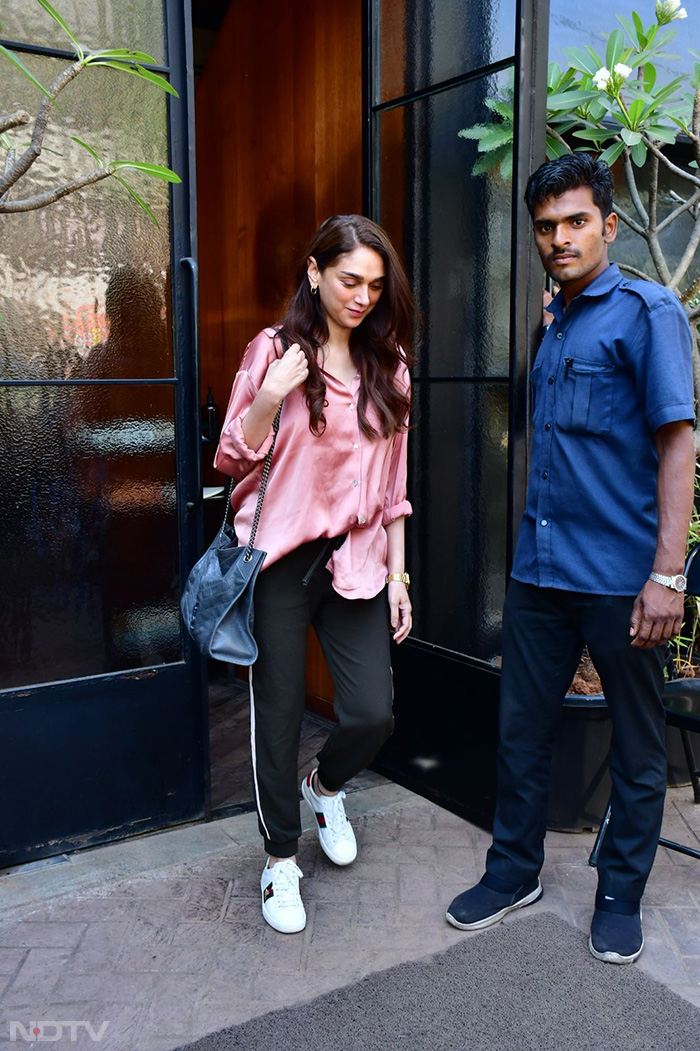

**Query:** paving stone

left=0, top=922, right=85, bottom=949
left=3, top=948, right=68, bottom=1004
left=0, top=949, right=26, bottom=976
left=658, top=908, right=700, bottom=955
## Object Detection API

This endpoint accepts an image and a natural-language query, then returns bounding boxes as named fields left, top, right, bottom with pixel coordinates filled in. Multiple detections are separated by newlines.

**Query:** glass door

left=0, top=0, right=206, bottom=865
left=366, top=0, right=550, bottom=825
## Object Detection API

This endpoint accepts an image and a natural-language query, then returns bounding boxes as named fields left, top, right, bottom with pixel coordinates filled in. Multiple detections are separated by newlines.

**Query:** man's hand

left=388, top=581, right=412, bottom=644
left=629, top=578, right=684, bottom=649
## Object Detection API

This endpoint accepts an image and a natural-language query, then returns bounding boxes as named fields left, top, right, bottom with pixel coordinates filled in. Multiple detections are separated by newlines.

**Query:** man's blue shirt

left=511, top=263, right=694, bottom=596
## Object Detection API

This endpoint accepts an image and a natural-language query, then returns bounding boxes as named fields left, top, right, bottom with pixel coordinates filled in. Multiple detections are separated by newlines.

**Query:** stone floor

left=0, top=784, right=699, bottom=1051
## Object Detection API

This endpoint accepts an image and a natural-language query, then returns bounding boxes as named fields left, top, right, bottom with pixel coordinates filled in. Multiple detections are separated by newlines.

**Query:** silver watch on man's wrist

left=648, top=571, right=687, bottom=593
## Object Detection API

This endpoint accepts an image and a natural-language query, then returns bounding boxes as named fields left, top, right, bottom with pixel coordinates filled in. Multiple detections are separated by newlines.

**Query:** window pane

left=378, top=73, right=513, bottom=378
left=0, top=384, right=181, bottom=690
left=378, top=0, right=516, bottom=102
left=407, top=382, right=508, bottom=662
left=0, top=53, right=173, bottom=381
left=0, top=1, right=166, bottom=65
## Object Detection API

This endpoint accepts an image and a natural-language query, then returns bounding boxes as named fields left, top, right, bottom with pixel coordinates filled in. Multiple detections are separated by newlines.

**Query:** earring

left=310, top=283, right=318, bottom=295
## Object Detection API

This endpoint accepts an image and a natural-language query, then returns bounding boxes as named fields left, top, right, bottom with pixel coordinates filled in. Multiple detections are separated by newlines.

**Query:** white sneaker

left=260, top=859, right=306, bottom=934
left=301, top=769, right=358, bottom=866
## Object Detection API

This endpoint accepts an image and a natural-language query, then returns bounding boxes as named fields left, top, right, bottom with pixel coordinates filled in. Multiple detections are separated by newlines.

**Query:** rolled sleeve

left=213, top=367, right=273, bottom=481
left=382, top=498, right=412, bottom=525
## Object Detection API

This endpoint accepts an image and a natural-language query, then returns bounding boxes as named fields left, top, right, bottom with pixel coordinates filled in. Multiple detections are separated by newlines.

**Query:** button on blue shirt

left=511, top=263, right=694, bottom=596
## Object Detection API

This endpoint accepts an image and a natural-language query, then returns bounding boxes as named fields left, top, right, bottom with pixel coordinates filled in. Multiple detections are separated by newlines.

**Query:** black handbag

left=180, top=402, right=282, bottom=664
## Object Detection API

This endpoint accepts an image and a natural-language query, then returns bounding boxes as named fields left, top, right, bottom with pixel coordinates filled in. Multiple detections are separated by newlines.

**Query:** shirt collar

left=548, top=262, right=623, bottom=321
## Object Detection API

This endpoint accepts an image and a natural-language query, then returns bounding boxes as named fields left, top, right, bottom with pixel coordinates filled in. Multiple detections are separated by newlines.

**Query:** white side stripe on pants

left=248, top=665, right=271, bottom=840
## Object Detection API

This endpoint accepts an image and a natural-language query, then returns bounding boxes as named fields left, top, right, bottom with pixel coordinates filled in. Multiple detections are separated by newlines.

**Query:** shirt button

left=542, top=471, right=548, bottom=479
left=544, top=423, right=551, bottom=431
left=541, top=519, right=548, bottom=527
left=352, top=479, right=359, bottom=487
left=353, top=442, right=359, bottom=449
left=359, top=517, right=366, bottom=524
left=556, top=332, right=563, bottom=340
left=547, top=376, right=555, bottom=385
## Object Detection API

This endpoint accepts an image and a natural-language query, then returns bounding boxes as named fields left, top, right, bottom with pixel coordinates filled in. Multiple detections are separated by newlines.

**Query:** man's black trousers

left=249, top=538, right=394, bottom=859
left=486, top=580, right=666, bottom=906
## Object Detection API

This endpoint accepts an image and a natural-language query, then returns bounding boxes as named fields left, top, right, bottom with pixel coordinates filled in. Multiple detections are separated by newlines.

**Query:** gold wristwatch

left=386, top=572, right=410, bottom=587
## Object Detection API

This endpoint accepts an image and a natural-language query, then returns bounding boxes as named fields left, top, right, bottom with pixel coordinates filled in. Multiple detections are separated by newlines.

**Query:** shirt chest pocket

left=556, top=358, right=615, bottom=435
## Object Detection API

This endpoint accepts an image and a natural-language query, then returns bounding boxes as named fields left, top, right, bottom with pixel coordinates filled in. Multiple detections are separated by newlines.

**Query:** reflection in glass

left=378, top=0, right=516, bottom=102
left=0, top=1, right=166, bottom=65
left=407, top=383, right=509, bottom=661
left=0, top=53, right=172, bottom=381
left=379, top=72, right=513, bottom=378
left=0, top=385, right=181, bottom=690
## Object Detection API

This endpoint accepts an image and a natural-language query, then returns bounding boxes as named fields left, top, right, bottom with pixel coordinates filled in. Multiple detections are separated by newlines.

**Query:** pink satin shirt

left=214, top=328, right=412, bottom=599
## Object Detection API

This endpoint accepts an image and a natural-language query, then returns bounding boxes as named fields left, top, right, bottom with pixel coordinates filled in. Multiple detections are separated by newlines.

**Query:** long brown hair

left=278, top=215, right=419, bottom=439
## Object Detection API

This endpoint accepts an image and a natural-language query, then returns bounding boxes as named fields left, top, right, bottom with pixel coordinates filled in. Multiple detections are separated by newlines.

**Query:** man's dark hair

left=524, top=154, right=614, bottom=219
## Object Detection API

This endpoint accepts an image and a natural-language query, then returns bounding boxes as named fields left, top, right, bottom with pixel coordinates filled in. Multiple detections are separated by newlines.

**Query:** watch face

left=673, top=575, right=687, bottom=591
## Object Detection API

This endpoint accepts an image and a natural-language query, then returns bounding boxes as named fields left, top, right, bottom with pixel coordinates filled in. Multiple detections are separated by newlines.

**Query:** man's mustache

left=548, top=249, right=581, bottom=262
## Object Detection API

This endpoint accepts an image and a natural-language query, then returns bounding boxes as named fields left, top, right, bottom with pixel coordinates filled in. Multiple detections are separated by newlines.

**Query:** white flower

left=656, top=0, right=688, bottom=21
left=614, top=63, right=632, bottom=79
left=592, top=67, right=612, bottom=90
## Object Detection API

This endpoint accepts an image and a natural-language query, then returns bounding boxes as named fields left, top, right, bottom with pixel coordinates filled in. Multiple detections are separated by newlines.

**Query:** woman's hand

left=261, top=344, right=309, bottom=403
left=388, top=581, right=412, bottom=643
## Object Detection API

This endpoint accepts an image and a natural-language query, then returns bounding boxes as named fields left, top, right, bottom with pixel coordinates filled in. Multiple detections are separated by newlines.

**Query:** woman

left=214, top=215, right=418, bottom=934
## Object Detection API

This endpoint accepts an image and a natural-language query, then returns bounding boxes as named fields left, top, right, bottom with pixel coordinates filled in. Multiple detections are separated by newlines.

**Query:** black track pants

left=249, top=538, right=395, bottom=858
left=486, top=580, right=666, bottom=905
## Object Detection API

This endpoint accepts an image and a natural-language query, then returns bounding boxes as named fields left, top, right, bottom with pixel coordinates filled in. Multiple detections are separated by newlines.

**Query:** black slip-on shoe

left=446, top=877, right=543, bottom=931
left=589, top=904, right=643, bottom=964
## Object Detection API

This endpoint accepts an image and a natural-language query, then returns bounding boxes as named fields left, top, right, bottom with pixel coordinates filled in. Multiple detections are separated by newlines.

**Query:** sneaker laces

left=270, top=860, right=303, bottom=908
left=320, top=790, right=351, bottom=839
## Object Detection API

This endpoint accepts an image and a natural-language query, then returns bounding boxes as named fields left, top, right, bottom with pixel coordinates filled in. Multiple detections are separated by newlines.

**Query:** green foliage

left=0, top=0, right=180, bottom=223
left=458, top=4, right=697, bottom=177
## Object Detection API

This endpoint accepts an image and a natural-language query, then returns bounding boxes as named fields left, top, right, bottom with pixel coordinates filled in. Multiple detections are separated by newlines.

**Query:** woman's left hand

left=388, top=581, right=412, bottom=644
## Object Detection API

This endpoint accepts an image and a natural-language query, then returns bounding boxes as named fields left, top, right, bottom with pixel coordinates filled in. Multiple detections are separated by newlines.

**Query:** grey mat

left=177, top=913, right=700, bottom=1051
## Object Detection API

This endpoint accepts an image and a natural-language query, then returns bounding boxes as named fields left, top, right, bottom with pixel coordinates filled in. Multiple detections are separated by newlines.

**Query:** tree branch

left=648, top=153, right=658, bottom=232
left=617, top=263, right=658, bottom=282
left=0, top=60, right=84, bottom=198
left=643, top=135, right=700, bottom=190
left=657, top=189, right=700, bottom=233
left=1, top=148, right=16, bottom=202
left=0, top=110, right=31, bottom=134
left=0, top=167, right=111, bottom=212
left=613, top=203, right=646, bottom=237
left=622, top=147, right=649, bottom=227
left=668, top=213, right=700, bottom=291
left=689, top=304, right=700, bottom=321
left=545, top=124, right=573, bottom=152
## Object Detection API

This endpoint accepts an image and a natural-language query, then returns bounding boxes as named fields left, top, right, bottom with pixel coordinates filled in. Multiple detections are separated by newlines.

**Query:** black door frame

left=363, top=0, right=550, bottom=827
left=0, top=0, right=209, bottom=868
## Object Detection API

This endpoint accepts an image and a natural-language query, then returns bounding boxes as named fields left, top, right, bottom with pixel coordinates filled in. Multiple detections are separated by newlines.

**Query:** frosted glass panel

left=378, top=72, right=513, bottom=377
left=379, top=0, right=516, bottom=101
left=0, top=1, right=166, bottom=64
left=0, top=53, right=173, bottom=381
left=0, top=384, right=181, bottom=690
left=407, top=382, right=508, bottom=661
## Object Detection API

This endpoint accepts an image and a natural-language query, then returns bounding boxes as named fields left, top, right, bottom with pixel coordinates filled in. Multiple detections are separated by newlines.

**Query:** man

left=447, top=154, right=695, bottom=964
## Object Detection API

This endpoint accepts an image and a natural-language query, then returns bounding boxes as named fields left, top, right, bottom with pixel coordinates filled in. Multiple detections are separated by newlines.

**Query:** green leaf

left=474, top=125, right=514, bottom=150
left=564, top=46, right=601, bottom=76
left=645, top=124, right=677, bottom=143
left=93, top=61, right=179, bottom=97
left=0, top=44, right=55, bottom=102
left=112, top=173, right=159, bottom=225
left=628, top=98, right=644, bottom=127
left=110, top=160, right=181, bottom=182
left=71, top=137, right=102, bottom=164
left=86, top=48, right=158, bottom=64
left=35, top=0, right=83, bottom=57
left=616, top=15, right=638, bottom=46
left=605, top=28, right=627, bottom=71
left=484, top=98, right=514, bottom=121
left=547, top=89, right=600, bottom=111
left=471, top=143, right=510, bottom=177
left=630, top=139, right=647, bottom=167
left=571, top=127, right=617, bottom=142
left=599, top=140, right=625, bottom=165
left=632, top=11, right=646, bottom=44
left=643, top=63, right=656, bottom=94
left=499, top=149, right=513, bottom=180
left=458, top=125, right=490, bottom=142
left=545, top=135, right=572, bottom=159
left=620, top=127, right=642, bottom=146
